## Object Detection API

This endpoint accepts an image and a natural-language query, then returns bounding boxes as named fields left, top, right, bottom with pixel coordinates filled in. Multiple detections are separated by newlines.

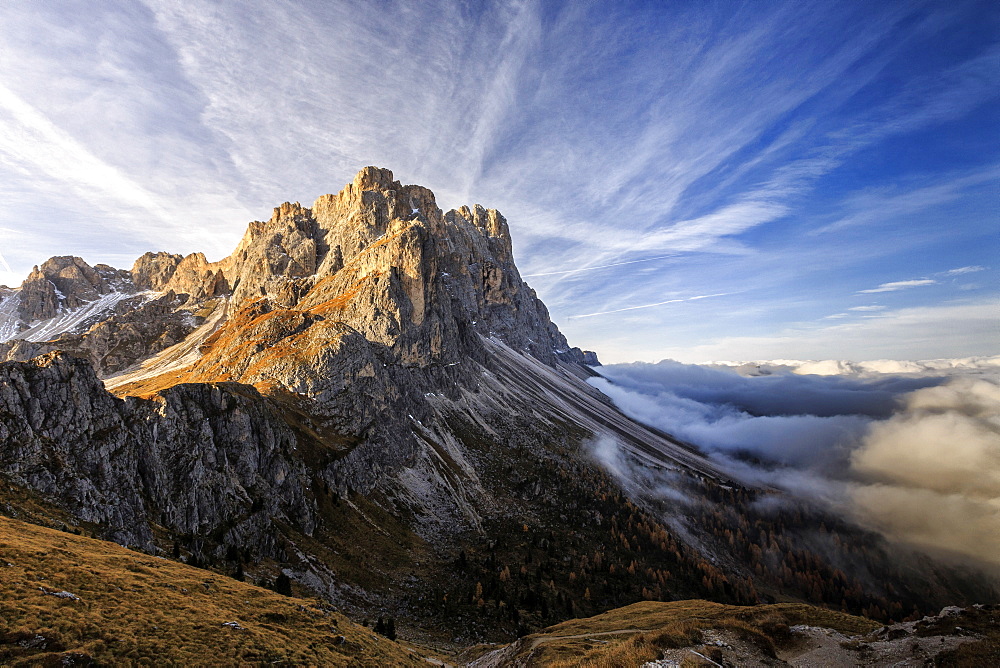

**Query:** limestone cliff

left=0, top=352, right=314, bottom=552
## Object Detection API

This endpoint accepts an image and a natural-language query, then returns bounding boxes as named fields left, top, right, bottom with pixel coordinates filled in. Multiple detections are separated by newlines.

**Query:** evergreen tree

left=273, top=572, right=293, bottom=596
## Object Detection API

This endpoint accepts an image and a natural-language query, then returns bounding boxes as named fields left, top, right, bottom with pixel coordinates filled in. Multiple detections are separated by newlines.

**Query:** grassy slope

left=0, top=516, right=429, bottom=667
left=508, top=599, right=881, bottom=667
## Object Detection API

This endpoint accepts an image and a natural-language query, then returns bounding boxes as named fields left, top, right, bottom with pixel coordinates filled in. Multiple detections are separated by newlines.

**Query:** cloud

left=585, top=434, right=692, bottom=506
left=848, top=305, right=885, bottom=312
left=945, top=265, right=986, bottom=276
left=814, top=168, right=1000, bottom=236
left=858, top=279, right=936, bottom=293
left=590, top=360, right=941, bottom=469
left=521, top=253, right=679, bottom=279
left=0, top=82, right=173, bottom=228
left=849, top=378, right=1000, bottom=565
left=589, top=359, right=1000, bottom=567
left=568, top=293, right=728, bottom=320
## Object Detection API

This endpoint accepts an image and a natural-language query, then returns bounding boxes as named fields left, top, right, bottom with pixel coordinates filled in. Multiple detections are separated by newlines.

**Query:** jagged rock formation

left=0, top=166, right=620, bottom=571
left=0, top=352, right=314, bottom=551
left=0, top=255, right=143, bottom=346
left=132, top=251, right=229, bottom=300
left=15, top=256, right=133, bottom=323
left=204, top=166, right=579, bottom=369
left=1, top=168, right=590, bottom=375
left=18, top=256, right=108, bottom=322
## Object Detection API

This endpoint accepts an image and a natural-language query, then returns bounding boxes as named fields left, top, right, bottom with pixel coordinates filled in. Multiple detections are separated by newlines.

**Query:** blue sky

left=0, top=0, right=996, bottom=363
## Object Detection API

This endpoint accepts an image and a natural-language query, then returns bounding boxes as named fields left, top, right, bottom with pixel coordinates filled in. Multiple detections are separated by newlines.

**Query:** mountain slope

left=0, top=514, right=430, bottom=666
left=0, top=167, right=995, bottom=647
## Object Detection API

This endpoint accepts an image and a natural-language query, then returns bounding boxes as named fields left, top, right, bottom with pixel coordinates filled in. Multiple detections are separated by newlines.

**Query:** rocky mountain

left=0, top=167, right=995, bottom=649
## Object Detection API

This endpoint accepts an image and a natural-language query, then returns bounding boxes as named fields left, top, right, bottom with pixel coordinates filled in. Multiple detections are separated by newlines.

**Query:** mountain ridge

left=0, top=167, right=995, bottom=650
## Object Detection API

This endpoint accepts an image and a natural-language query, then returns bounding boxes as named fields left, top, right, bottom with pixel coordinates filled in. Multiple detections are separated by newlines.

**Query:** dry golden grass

left=545, top=632, right=659, bottom=668
left=113, top=273, right=371, bottom=399
left=518, top=598, right=881, bottom=667
left=0, top=516, right=426, bottom=666
left=305, top=272, right=383, bottom=315
left=110, top=365, right=205, bottom=399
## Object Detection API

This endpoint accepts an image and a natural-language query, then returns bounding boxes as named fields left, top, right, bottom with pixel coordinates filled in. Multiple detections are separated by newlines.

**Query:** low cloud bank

left=849, top=377, right=1000, bottom=565
left=591, top=360, right=940, bottom=468
left=589, top=359, right=1000, bottom=567
left=713, top=355, right=1000, bottom=377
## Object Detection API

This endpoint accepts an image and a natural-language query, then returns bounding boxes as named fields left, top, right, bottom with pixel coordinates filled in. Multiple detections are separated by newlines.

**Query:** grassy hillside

left=0, top=515, right=430, bottom=666
left=486, top=599, right=881, bottom=666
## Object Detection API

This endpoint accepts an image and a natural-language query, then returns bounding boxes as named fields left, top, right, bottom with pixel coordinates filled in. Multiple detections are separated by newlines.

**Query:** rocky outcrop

left=0, top=352, right=315, bottom=552
left=203, top=166, right=584, bottom=372
left=17, top=256, right=113, bottom=322
left=131, top=252, right=184, bottom=291
left=4, top=167, right=584, bottom=376
left=1, top=257, right=138, bottom=345
left=96, top=168, right=604, bottom=504
left=0, top=170, right=631, bottom=559
left=132, top=251, right=228, bottom=300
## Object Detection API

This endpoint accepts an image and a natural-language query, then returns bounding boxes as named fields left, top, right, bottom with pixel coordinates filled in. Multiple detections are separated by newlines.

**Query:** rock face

left=0, top=352, right=314, bottom=551
left=1, top=256, right=140, bottom=346
left=3, top=168, right=596, bottom=374
left=0, top=167, right=612, bottom=554
left=131, top=252, right=184, bottom=291
left=0, top=292, right=204, bottom=376
left=105, top=167, right=612, bottom=500
left=17, top=256, right=111, bottom=322
left=212, top=166, right=580, bottom=369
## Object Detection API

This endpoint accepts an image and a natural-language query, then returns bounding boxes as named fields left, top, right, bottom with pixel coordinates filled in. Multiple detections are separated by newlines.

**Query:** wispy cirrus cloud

left=0, top=82, right=173, bottom=227
left=945, top=265, right=986, bottom=276
left=858, top=279, right=936, bottom=294
left=0, top=1, right=995, bottom=362
left=568, top=293, right=729, bottom=320
left=814, top=167, right=1000, bottom=236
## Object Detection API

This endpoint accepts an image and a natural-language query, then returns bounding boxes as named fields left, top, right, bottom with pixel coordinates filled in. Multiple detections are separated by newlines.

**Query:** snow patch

left=0, top=291, right=21, bottom=341
left=13, top=291, right=148, bottom=343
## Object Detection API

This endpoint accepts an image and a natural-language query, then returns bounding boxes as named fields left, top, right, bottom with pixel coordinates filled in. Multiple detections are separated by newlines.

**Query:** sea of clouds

left=588, top=355, right=1000, bottom=568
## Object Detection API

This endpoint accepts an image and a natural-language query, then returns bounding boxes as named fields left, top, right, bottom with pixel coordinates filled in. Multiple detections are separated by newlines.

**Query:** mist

left=849, top=377, right=1000, bottom=565
left=589, top=359, right=1000, bottom=567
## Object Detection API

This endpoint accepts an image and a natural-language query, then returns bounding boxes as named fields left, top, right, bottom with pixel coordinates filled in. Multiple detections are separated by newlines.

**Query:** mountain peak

left=351, top=165, right=397, bottom=192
